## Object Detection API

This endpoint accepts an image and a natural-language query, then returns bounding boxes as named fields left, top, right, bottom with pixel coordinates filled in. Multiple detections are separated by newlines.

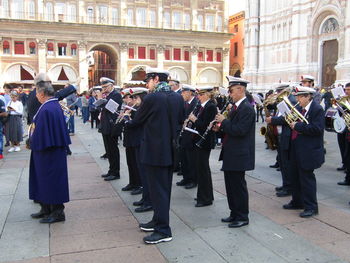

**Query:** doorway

left=321, top=39, right=338, bottom=87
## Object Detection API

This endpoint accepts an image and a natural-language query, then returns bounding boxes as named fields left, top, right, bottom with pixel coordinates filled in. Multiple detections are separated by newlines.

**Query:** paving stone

left=320, top=238, right=350, bottom=263
left=0, top=170, right=22, bottom=196
left=0, top=195, right=13, bottom=233
left=3, top=257, right=50, bottom=263
left=51, top=245, right=165, bottom=263
left=69, top=182, right=116, bottom=200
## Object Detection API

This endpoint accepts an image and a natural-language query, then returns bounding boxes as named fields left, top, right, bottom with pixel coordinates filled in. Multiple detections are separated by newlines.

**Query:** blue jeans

left=82, top=107, right=89, bottom=123
left=68, top=115, right=75, bottom=133
left=0, top=122, right=3, bottom=154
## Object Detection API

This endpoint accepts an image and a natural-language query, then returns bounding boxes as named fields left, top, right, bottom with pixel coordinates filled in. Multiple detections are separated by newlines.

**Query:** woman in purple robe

left=29, top=73, right=71, bottom=224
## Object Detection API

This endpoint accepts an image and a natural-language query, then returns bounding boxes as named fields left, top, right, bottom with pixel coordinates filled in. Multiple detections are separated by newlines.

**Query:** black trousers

left=224, top=171, right=249, bottom=221
left=337, top=132, right=346, bottom=166
left=289, top=143, right=318, bottom=210
left=182, top=147, right=197, bottom=184
left=102, top=134, right=120, bottom=176
left=195, top=147, right=213, bottom=204
left=344, top=138, right=350, bottom=180
left=277, top=136, right=291, bottom=191
left=256, top=107, right=264, bottom=122
left=40, top=203, right=65, bottom=214
left=144, top=165, right=173, bottom=236
left=125, top=146, right=141, bottom=187
left=90, top=111, right=100, bottom=128
left=135, top=147, right=152, bottom=206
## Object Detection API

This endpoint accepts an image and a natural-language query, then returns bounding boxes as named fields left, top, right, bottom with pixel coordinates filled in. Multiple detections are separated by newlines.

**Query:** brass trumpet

left=332, top=96, right=350, bottom=131
left=276, top=89, right=309, bottom=125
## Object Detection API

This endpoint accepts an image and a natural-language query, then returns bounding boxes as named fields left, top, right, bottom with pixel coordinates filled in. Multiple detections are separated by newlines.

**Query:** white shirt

left=234, top=96, right=247, bottom=108
left=7, top=100, right=23, bottom=115
left=303, top=100, right=312, bottom=116
left=188, top=96, right=195, bottom=105
left=201, top=99, right=210, bottom=108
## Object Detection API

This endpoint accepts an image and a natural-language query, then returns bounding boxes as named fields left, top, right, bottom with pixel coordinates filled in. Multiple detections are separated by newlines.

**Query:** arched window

left=45, top=2, right=53, bottom=21
left=69, top=4, right=76, bottom=22
left=127, top=9, right=134, bottom=26
left=173, top=11, right=182, bottom=29
left=184, top=13, right=190, bottom=30
left=149, top=9, right=156, bottom=27
left=164, top=12, right=170, bottom=28
left=111, top=8, right=118, bottom=25
left=28, top=0, right=35, bottom=18
left=47, top=42, right=54, bottom=55
left=197, top=15, right=203, bottom=31
left=3, top=40, right=10, bottom=54
left=136, top=8, right=146, bottom=26
left=87, top=6, right=94, bottom=23
left=71, top=44, right=77, bottom=56
left=217, top=15, right=222, bottom=32
left=2, top=0, right=9, bottom=18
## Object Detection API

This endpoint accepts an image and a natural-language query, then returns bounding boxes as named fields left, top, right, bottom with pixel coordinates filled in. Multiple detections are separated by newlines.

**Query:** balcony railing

left=0, top=11, right=227, bottom=33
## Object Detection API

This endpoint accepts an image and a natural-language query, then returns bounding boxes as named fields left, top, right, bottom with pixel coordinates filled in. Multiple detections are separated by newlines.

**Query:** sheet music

left=105, top=99, right=120, bottom=114
left=219, top=87, right=228, bottom=96
left=331, top=86, right=346, bottom=99
left=184, top=127, right=200, bottom=135
left=93, top=99, right=107, bottom=107
left=277, top=101, right=291, bottom=116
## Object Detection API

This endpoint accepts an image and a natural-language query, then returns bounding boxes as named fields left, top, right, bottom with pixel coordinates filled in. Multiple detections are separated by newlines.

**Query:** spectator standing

left=88, top=89, right=100, bottom=129
left=6, top=91, right=23, bottom=152
left=81, top=91, right=89, bottom=124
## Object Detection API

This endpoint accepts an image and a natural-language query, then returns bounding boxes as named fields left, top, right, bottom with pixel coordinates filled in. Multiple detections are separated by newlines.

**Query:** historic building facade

left=0, top=0, right=231, bottom=91
left=244, top=0, right=350, bottom=92
left=229, top=11, right=245, bottom=77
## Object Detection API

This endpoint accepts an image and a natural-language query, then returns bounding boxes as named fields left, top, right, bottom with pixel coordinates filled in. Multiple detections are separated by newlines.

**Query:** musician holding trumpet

left=215, top=76, right=255, bottom=228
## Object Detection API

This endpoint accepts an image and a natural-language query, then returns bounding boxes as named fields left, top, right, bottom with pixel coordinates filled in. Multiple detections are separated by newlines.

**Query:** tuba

left=260, top=93, right=279, bottom=150
left=276, top=89, right=309, bottom=125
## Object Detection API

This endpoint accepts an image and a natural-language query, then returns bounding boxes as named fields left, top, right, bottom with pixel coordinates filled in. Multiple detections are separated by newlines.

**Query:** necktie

left=291, top=109, right=306, bottom=140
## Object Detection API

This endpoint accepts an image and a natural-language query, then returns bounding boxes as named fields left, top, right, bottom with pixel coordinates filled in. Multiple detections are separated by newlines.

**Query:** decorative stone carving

left=78, top=40, right=87, bottom=49
left=157, top=44, right=165, bottom=53
left=190, top=46, right=199, bottom=55
left=119, top=42, right=128, bottom=51
left=321, top=18, right=339, bottom=34
left=223, top=48, right=229, bottom=56
left=36, top=38, right=47, bottom=48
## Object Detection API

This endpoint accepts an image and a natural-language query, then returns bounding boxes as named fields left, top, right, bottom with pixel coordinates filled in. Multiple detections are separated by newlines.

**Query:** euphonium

left=277, top=89, right=309, bottom=125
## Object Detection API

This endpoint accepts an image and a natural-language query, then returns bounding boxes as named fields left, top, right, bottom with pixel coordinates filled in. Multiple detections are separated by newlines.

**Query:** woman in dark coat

left=29, top=73, right=71, bottom=224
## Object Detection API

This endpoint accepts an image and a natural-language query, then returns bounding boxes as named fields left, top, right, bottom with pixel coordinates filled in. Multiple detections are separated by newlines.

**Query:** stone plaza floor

left=1, top=120, right=350, bottom=263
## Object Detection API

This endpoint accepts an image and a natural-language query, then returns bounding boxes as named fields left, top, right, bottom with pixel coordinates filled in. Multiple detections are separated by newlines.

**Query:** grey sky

left=229, top=1, right=246, bottom=15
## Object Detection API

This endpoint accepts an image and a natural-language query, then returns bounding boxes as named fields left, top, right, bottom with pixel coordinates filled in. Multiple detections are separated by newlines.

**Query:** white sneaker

left=8, top=147, right=15, bottom=153
left=14, top=146, right=21, bottom=152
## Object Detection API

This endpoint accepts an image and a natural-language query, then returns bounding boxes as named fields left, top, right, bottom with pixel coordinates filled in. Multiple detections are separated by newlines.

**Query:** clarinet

left=195, top=99, right=231, bottom=148
left=178, top=100, right=201, bottom=140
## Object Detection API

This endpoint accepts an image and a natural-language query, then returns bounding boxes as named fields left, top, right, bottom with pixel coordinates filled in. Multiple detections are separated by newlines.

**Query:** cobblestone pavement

left=1, top=120, right=350, bottom=263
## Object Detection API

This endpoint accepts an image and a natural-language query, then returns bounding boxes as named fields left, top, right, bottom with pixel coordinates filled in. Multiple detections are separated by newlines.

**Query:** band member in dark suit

left=125, top=68, right=175, bottom=244
left=177, top=84, right=199, bottom=189
left=283, top=86, right=325, bottom=218
left=337, top=82, right=350, bottom=185
left=215, top=77, right=255, bottom=228
left=189, top=86, right=217, bottom=207
left=97, top=77, right=123, bottom=181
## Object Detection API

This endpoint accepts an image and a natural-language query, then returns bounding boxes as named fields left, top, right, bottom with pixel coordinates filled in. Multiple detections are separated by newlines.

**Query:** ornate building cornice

left=119, top=42, right=128, bottom=51
left=78, top=40, right=87, bottom=49
left=36, top=38, right=47, bottom=48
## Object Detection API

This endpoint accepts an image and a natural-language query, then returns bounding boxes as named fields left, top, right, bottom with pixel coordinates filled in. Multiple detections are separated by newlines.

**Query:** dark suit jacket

left=166, top=90, right=185, bottom=136
left=220, top=98, right=255, bottom=171
left=180, top=97, right=200, bottom=148
left=293, top=100, right=325, bottom=170
left=271, top=116, right=291, bottom=151
left=123, top=107, right=143, bottom=148
left=193, top=100, right=217, bottom=150
left=126, top=91, right=173, bottom=167
left=99, top=90, right=122, bottom=135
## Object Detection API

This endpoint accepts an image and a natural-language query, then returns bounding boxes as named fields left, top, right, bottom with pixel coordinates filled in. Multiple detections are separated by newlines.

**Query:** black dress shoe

left=276, top=168, right=281, bottom=171
left=139, top=220, right=156, bottom=232
left=131, top=187, right=143, bottom=195
left=275, top=186, right=284, bottom=192
left=31, top=210, right=50, bottom=219
left=228, top=220, right=249, bottom=228
left=195, top=201, right=212, bottom=207
left=177, top=171, right=183, bottom=176
left=104, top=175, right=120, bottom=181
left=184, top=182, right=197, bottom=189
left=100, top=154, right=108, bottom=159
left=133, top=199, right=144, bottom=206
left=276, top=190, right=292, bottom=197
left=337, top=166, right=346, bottom=171
left=283, top=201, right=304, bottom=210
left=269, top=163, right=279, bottom=168
left=337, top=180, right=350, bottom=186
left=143, top=232, right=172, bottom=244
left=39, top=212, right=65, bottom=224
left=176, top=179, right=187, bottom=186
left=122, top=184, right=135, bottom=191
left=135, top=205, right=153, bottom=213
left=101, top=173, right=109, bottom=178
left=299, top=209, right=318, bottom=218
left=221, top=216, right=235, bottom=223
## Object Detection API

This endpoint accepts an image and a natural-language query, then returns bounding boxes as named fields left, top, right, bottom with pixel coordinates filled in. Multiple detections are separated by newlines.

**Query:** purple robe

left=29, top=99, right=71, bottom=204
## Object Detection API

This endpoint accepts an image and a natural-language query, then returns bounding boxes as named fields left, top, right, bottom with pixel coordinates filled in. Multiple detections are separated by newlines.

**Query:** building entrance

left=322, top=39, right=338, bottom=87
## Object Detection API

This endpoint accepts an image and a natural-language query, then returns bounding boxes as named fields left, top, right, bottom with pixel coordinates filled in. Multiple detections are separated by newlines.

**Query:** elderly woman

left=6, top=90, right=23, bottom=152
left=29, top=73, right=71, bottom=224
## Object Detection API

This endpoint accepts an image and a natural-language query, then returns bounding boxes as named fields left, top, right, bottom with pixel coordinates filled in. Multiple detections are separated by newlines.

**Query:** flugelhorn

left=332, top=95, right=350, bottom=131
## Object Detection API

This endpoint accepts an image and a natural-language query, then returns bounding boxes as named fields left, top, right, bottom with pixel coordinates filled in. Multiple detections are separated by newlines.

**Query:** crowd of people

left=1, top=68, right=349, bottom=246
